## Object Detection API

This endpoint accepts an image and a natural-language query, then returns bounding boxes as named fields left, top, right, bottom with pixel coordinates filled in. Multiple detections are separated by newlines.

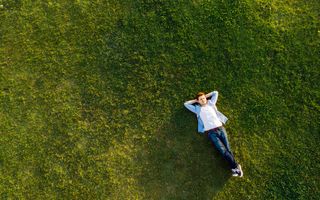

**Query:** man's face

left=198, top=95, right=207, bottom=106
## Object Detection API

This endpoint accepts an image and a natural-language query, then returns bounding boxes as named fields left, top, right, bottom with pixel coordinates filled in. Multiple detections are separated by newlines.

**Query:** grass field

left=0, top=0, right=319, bottom=199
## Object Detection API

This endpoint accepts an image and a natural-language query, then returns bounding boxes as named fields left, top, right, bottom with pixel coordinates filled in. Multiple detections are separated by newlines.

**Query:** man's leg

left=218, top=127, right=232, bottom=154
left=216, top=127, right=243, bottom=177
left=208, top=130, right=238, bottom=169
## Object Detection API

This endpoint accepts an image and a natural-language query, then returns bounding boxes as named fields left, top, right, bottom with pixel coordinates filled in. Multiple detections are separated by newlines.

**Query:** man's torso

left=199, top=104, right=223, bottom=131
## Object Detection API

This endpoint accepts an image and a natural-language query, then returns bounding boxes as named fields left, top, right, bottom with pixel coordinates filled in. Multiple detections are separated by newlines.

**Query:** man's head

left=196, top=92, right=207, bottom=106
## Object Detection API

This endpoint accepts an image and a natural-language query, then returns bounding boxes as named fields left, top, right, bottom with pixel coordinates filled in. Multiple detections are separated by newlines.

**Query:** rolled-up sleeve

left=184, top=102, right=196, bottom=114
left=208, top=91, right=218, bottom=105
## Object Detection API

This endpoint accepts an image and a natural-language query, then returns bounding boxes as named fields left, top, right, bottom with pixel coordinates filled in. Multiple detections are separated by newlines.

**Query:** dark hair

left=196, top=92, right=206, bottom=100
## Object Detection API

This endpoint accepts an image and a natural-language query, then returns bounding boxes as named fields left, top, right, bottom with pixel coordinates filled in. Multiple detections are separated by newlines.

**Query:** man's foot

left=231, top=164, right=243, bottom=177
left=237, top=164, right=243, bottom=177
left=231, top=169, right=239, bottom=177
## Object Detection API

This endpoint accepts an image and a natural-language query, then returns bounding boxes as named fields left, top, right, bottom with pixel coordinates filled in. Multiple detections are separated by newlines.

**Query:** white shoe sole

left=237, top=165, right=243, bottom=177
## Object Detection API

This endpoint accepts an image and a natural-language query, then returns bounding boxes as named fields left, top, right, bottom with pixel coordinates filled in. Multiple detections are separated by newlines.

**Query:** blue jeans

left=207, top=126, right=238, bottom=169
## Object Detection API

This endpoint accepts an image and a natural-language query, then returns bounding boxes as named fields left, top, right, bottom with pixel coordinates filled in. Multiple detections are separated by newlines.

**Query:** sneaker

left=237, top=164, right=243, bottom=177
left=231, top=168, right=239, bottom=177
left=231, top=165, right=243, bottom=177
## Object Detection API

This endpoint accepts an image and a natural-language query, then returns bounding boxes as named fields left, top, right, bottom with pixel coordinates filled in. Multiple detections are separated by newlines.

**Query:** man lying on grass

left=184, top=90, right=243, bottom=177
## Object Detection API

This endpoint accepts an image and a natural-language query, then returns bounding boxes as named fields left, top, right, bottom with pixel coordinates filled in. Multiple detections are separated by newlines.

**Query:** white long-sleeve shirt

left=199, top=104, right=223, bottom=131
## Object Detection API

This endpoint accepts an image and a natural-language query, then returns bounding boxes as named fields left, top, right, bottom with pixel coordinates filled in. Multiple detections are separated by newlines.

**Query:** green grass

left=0, top=0, right=319, bottom=199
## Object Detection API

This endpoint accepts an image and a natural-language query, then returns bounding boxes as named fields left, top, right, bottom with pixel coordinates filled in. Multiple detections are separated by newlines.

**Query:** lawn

left=0, top=0, right=319, bottom=199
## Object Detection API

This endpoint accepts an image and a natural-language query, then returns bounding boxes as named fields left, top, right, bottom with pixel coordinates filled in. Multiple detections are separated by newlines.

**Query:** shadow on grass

left=137, top=107, right=231, bottom=199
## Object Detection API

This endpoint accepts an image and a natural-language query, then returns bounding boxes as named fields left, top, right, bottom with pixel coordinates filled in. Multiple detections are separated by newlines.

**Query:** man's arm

left=184, top=99, right=197, bottom=114
left=205, top=91, right=214, bottom=98
left=184, top=99, right=198, bottom=105
left=207, top=91, right=218, bottom=105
